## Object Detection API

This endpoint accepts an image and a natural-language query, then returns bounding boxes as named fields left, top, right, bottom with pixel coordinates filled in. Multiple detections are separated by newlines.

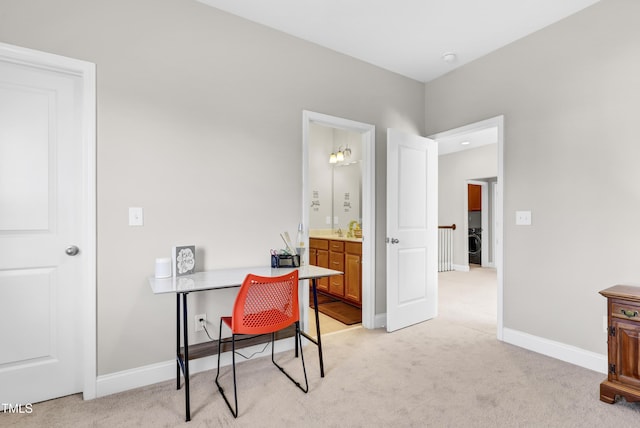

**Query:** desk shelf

left=179, top=325, right=296, bottom=361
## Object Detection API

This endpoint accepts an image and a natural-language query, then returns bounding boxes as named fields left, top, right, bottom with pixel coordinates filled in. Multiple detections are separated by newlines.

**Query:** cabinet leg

left=600, top=381, right=616, bottom=404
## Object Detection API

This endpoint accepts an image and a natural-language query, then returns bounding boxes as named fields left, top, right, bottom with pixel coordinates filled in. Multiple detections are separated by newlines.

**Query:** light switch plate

left=129, top=207, right=143, bottom=226
left=515, top=210, right=531, bottom=226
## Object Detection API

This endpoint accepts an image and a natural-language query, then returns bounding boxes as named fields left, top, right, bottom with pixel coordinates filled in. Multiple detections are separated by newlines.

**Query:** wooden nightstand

left=600, top=285, right=640, bottom=404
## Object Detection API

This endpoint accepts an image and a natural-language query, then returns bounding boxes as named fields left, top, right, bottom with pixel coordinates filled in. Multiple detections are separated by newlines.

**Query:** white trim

left=95, top=328, right=608, bottom=398
left=429, top=115, right=504, bottom=341
left=97, top=339, right=296, bottom=398
left=503, top=328, right=607, bottom=374
left=302, top=111, right=376, bottom=329
left=453, top=264, right=470, bottom=272
left=0, top=43, right=97, bottom=400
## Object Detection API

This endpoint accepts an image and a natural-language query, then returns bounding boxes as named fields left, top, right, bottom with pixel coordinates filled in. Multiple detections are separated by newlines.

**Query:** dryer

left=468, top=228, right=482, bottom=265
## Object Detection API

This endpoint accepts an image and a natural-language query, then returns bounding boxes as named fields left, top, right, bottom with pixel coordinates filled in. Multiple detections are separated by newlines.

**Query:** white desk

left=149, top=265, right=343, bottom=422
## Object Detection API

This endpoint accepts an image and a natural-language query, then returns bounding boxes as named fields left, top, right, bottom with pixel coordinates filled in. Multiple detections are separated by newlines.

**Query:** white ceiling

left=196, top=0, right=600, bottom=83
left=435, top=127, right=497, bottom=156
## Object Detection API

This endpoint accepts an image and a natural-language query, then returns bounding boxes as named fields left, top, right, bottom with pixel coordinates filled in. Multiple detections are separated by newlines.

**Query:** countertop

left=309, top=234, right=362, bottom=243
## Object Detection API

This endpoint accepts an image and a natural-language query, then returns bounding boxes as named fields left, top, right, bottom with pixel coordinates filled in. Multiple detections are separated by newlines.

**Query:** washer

left=468, top=228, right=482, bottom=265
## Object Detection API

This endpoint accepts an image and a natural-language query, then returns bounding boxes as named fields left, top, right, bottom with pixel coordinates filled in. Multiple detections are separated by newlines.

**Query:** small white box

left=155, top=258, right=172, bottom=278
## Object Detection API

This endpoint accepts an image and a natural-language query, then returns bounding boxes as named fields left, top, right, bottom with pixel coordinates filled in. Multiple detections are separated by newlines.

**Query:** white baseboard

left=453, top=264, right=470, bottom=272
left=502, top=328, right=607, bottom=374
left=97, top=326, right=607, bottom=399
left=95, top=338, right=296, bottom=398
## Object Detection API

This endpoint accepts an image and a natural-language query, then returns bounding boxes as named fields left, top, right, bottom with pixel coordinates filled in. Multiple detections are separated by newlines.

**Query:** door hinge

left=609, top=363, right=616, bottom=374
left=608, top=326, right=616, bottom=337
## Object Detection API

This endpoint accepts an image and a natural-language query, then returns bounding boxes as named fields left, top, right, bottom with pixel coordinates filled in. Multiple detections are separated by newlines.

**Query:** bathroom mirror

left=308, top=123, right=362, bottom=233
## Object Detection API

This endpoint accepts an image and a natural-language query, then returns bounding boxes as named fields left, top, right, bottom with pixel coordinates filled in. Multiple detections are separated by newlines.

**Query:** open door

left=386, top=128, right=438, bottom=332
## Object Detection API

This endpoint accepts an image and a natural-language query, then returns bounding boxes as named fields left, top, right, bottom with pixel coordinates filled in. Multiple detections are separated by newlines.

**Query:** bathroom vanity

left=309, top=236, right=362, bottom=307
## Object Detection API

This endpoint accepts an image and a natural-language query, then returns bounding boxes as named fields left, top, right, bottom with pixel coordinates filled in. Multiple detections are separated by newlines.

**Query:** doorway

left=430, top=115, right=504, bottom=340
left=302, top=111, right=375, bottom=330
left=467, top=179, right=496, bottom=268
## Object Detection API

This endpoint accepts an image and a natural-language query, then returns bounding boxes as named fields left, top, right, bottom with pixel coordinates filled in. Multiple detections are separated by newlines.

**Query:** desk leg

left=311, top=278, right=324, bottom=377
left=176, top=294, right=180, bottom=390
left=182, top=293, right=191, bottom=422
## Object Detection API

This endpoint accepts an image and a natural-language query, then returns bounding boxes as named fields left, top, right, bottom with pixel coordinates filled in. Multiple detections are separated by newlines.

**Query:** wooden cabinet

left=329, top=243, right=344, bottom=296
left=600, top=285, right=640, bottom=404
left=309, top=238, right=329, bottom=292
left=468, top=184, right=481, bottom=211
left=309, top=237, right=361, bottom=306
left=344, top=242, right=362, bottom=305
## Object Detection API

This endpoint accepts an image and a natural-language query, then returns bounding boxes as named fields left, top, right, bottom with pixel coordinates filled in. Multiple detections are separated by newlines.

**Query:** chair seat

left=223, top=309, right=294, bottom=335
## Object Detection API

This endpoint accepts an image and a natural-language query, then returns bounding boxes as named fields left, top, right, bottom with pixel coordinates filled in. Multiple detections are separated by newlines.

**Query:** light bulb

left=336, top=150, right=344, bottom=162
left=329, top=153, right=337, bottom=163
left=344, top=146, right=351, bottom=158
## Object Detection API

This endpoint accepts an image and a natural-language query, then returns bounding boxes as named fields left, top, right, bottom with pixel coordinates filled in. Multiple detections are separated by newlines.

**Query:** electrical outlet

left=195, top=314, right=206, bottom=332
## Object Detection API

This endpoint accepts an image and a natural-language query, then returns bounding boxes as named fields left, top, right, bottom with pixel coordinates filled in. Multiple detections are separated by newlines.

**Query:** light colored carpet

left=5, top=267, right=640, bottom=427
left=308, top=308, right=361, bottom=337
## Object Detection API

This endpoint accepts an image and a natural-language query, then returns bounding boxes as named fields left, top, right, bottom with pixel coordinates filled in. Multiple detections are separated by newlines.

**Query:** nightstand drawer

left=612, top=300, right=640, bottom=322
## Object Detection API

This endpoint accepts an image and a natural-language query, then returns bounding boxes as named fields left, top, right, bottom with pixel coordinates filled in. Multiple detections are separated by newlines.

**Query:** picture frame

left=172, top=245, right=196, bottom=277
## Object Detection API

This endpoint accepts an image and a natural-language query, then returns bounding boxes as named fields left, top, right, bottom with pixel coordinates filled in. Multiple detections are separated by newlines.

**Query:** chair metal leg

left=271, top=322, right=309, bottom=393
left=216, top=321, right=308, bottom=418
left=215, top=323, right=239, bottom=418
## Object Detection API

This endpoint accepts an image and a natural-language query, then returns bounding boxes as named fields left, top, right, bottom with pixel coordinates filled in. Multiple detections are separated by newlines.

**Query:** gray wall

left=438, top=145, right=497, bottom=267
left=0, top=0, right=425, bottom=375
left=426, top=0, right=640, bottom=354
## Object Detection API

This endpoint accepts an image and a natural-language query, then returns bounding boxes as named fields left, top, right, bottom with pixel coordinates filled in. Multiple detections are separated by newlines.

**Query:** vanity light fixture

left=329, top=152, right=337, bottom=164
left=336, top=148, right=344, bottom=162
left=343, top=145, right=351, bottom=159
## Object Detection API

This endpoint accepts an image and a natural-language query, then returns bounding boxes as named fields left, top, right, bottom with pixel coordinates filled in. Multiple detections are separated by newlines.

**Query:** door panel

left=0, top=56, right=83, bottom=404
left=386, top=128, right=438, bottom=332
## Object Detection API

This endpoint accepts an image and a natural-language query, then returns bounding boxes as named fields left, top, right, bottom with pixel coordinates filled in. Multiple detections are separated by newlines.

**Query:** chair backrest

left=231, top=270, right=299, bottom=335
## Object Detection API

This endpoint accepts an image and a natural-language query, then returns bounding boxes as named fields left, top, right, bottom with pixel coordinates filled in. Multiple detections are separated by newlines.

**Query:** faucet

left=336, top=228, right=343, bottom=237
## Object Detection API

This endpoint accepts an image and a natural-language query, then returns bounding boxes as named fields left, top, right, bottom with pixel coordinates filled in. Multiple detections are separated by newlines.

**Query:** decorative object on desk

left=270, top=249, right=300, bottom=268
left=296, top=223, right=306, bottom=264
left=278, top=253, right=300, bottom=267
left=154, top=257, right=172, bottom=278
left=172, top=245, right=195, bottom=277
left=280, top=231, right=297, bottom=255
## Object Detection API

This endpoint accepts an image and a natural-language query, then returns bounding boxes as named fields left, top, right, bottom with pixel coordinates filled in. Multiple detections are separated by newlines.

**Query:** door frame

left=0, top=43, right=97, bottom=399
left=302, top=110, right=375, bottom=329
left=429, top=115, right=504, bottom=341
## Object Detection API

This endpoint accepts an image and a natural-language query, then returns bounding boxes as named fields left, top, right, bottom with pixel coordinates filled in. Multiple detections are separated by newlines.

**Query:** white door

left=386, top=128, right=438, bottom=332
left=0, top=53, right=84, bottom=404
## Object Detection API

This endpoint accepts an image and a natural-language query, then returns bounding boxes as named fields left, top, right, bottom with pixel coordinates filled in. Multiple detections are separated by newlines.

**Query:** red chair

left=215, top=270, right=308, bottom=417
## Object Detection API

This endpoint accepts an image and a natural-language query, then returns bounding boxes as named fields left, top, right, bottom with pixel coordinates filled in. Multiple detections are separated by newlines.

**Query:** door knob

left=391, top=238, right=399, bottom=244
left=65, top=245, right=80, bottom=256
